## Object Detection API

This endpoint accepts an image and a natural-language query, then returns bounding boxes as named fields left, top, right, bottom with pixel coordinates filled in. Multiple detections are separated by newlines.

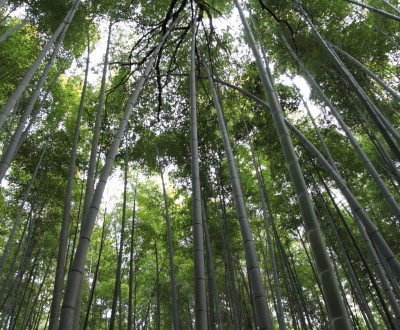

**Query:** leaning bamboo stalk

left=336, top=203, right=394, bottom=327
left=311, top=167, right=378, bottom=329
left=205, top=60, right=273, bottom=329
left=208, top=75, right=400, bottom=294
left=58, top=22, right=175, bottom=330
left=234, top=1, right=351, bottom=328
left=280, top=33, right=400, bottom=221
left=4, top=215, right=37, bottom=327
left=329, top=42, right=400, bottom=103
left=355, top=214, right=400, bottom=326
left=292, top=82, right=338, bottom=172
left=23, top=246, right=56, bottom=329
left=0, top=33, right=65, bottom=184
left=10, top=247, right=41, bottom=329
left=13, top=59, right=68, bottom=163
left=297, top=4, right=400, bottom=153
left=288, top=124, right=400, bottom=280
left=345, top=0, right=400, bottom=22
left=0, top=19, right=29, bottom=43
left=354, top=104, right=400, bottom=183
left=0, top=0, right=80, bottom=130
left=0, top=208, right=31, bottom=309
left=8, top=247, right=40, bottom=329
left=383, top=0, right=400, bottom=15
left=0, top=139, right=48, bottom=277
left=81, top=21, right=112, bottom=221
left=48, top=36, right=90, bottom=330
left=243, top=119, right=286, bottom=329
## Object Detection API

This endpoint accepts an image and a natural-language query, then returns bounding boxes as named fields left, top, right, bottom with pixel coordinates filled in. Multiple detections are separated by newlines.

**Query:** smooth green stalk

left=234, top=1, right=351, bottom=328
left=59, top=23, right=174, bottom=330
left=205, top=60, right=273, bottom=330
left=189, top=11, right=208, bottom=330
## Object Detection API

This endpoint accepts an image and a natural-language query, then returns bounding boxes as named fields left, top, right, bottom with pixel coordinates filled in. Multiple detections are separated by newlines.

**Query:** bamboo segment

left=205, top=60, right=273, bottom=330
left=59, top=23, right=175, bottom=330
left=234, top=1, right=351, bottom=328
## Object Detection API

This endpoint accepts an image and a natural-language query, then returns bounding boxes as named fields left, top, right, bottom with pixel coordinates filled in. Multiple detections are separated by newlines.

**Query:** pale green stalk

left=0, top=0, right=80, bottom=130
left=0, top=20, right=28, bottom=43
left=205, top=61, right=273, bottom=330
left=58, top=23, right=174, bottom=330
left=189, top=11, right=208, bottom=330
left=345, top=0, right=400, bottom=22
left=234, top=1, right=351, bottom=328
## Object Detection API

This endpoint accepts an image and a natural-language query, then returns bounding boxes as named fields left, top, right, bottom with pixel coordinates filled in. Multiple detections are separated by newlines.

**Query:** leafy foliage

left=0, top=0, right=399, bottom=329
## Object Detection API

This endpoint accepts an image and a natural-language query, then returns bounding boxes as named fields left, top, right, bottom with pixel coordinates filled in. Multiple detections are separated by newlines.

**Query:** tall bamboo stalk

left=189, top=10, right=207, bottom=330
left=159, top=164, right=179, bottom=330
left=59, top=22, right=175, bottom=330
left=0, top=0, right=80, bottom=130
left=48, top=35, right=90, bottom=330
left=205, top=61, right=273, bottom=329
left=128, top=180, right=137, bottom=330
left=243, top=119, right=286, bottom=329
left=0, top=19, right=29, bottom=43
left=73, top=24, right=113, bottom=329
left=0, top=139, right=48, bottom=277
left=0, top=32, right=66, bottom=184
left=297, top=4, right=400, bottom=156
left=109, top=143, right=128, bottom=330
left=345, top=0, right=400, bottom=22
left=234, top=1, right=351, bottom=328
left=329, top=42, right=400, bottom=103
left=201, top=197, right=223, bottom=330
left=82, top=209, right=108, bottom=330
left=213, top=182, right=241, bottom=330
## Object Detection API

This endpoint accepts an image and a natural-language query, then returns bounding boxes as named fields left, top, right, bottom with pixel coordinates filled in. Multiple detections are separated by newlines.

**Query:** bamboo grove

left=0, top=0, right=399, bottom=329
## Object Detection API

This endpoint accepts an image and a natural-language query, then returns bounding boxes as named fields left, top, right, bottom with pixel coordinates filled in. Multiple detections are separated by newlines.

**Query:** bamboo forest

left=1, top=0, right=400, bottom=329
